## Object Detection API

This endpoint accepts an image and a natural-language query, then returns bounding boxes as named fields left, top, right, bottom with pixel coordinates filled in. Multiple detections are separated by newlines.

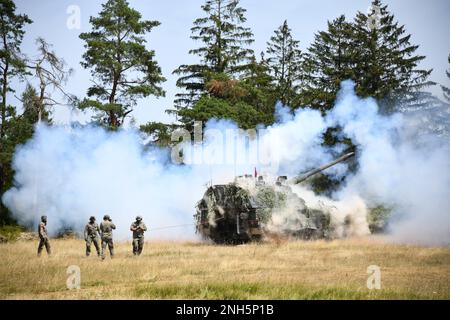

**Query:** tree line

left=1, top=0, right=449, bottom=223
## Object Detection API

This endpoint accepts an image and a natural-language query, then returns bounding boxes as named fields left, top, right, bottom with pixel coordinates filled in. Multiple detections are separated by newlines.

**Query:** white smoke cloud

left=326, top=81, right=450, bottom=245
left=3, top=126, right=210, bottom=239
left=2, top=80, right=449, bottom=245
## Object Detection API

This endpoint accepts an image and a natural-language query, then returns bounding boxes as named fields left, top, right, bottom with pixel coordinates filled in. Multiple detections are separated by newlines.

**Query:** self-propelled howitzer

left=195, top=152, right=356, bottom=244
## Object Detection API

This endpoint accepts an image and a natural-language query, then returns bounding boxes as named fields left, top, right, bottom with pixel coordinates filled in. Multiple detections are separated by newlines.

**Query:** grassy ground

left=0, top=237, right=449, bottom=299
left=0, top=225, right=25, bottom=242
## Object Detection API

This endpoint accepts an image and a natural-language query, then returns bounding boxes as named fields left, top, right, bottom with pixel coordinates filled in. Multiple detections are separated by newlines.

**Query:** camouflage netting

left=195, top=153, right=371, bottom=243
left=253, top=185, right=287, bottom=224
left=252, top=184, right=332, bottom=239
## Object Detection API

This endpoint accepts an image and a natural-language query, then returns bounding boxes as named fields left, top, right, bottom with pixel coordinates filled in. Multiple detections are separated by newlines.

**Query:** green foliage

left=352, top=0, right=433, bottom=113
left=172, top=0, right=255, bottom=112
left=21, top=84, right=51, bottom=123
left=1, top=86, right=49, bottom=212
left=0, top=116, right=34, bottom=224
left=300, top=0, right=432, bottom=192
left=178, top=95, right=269, bottom=130
left=265, top=20, right=303, bottom=108
left=309, top=125, right=355, bottom=196
left=367, top=205, right=392, bottom=233
left=302, top=15, right=355, bottom=112
left=0, top=0, right=32, bottom=93
left=302, top=1, right=433, bottom=113
left=0, top=224, right=25, bottom=241
left=170, top=1, right=277, bottom=128
left=308, top=173, right=342, bottom=196
left=0, top=0, right=443, bottom=229
left=79, top=0, right=165, bottom=129
left=0, top=0, right=33, bottom=224
left=175, top=68, right=274, bottom=129
left=140, top=122, right=180, bottom=147
left=1, top=39, right=68, bottom=211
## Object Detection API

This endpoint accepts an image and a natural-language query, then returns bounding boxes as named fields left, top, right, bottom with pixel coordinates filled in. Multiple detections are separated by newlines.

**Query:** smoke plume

left=3, top=80, right=449, bottom=244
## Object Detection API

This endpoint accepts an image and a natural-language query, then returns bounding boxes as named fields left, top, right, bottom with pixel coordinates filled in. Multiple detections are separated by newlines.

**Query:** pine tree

left=79, top=0, right=165, bottom=129
left=302, top=15, right=355, bottom=112
left=0, top=0, right=32, bottom=223
left=21, top=84, right=51, bottom=124
left=172, top=0, right=254, bottom=114
left=265, top=20, right=303, bottom=108
left=175, top=57, right=274, bottom=130
left=139, top=122, right=179, bottom=147
left=0, top=85, right=46, bottom=225
left=352, top=0, right=433, bottom=112
left=239, top=55, right=276, bottom=119
left=300, top=16, right=358, bottom=193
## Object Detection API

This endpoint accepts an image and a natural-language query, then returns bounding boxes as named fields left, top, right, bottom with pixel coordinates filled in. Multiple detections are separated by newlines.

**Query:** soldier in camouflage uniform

left=37, top=215, right=51, bottom=256
left=100, top=214, right=116, bottom=260
left=130, top=216, right=147, bottom=255
left=84, top=216, right=101, bottom=257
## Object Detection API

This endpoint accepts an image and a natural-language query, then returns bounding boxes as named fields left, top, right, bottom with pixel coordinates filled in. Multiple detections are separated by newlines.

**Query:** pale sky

left=12, top=0, right=450, bottom=126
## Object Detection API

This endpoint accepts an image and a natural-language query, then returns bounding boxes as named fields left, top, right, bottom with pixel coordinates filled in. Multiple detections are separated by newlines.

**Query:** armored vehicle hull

left=195, top=152, right=355, bottom=244
left=195, top=184, right=263, bottom=244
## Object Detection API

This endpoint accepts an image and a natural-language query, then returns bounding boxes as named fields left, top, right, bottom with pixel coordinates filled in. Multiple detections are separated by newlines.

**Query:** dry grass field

left=0, top=237, right=449, bottom=299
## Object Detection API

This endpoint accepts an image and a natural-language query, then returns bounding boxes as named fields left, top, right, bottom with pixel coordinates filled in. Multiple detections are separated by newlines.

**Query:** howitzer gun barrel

left=291, top=152, right=355, bottom=184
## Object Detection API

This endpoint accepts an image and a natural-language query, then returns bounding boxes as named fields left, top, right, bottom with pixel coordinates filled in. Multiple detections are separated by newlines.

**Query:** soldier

left=130, top=216, right=147, bottom=256
left=37, top=215, right=51, bottom=257
left=84, top=216, right=101, bottom=257
left=100, top=214, right=116, bottom=260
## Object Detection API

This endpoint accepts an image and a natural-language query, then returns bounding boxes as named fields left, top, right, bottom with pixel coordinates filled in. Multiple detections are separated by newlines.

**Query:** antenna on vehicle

left=209, top=163, right=213, bottom=186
